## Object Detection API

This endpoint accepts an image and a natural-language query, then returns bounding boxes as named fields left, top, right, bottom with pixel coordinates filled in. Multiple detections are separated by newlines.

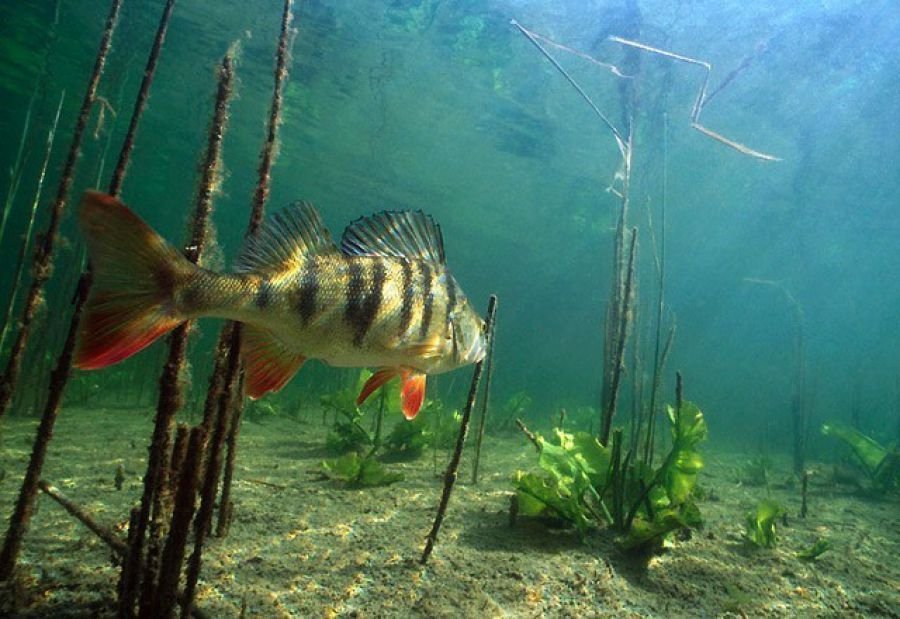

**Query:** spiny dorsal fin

left=235, top=201, right=338, bottom=274
left=340, top=210, right=445, bottom=264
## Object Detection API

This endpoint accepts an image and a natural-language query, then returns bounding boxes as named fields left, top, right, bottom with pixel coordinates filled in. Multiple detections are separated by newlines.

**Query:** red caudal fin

left=243, top=326, right=306, bottom=399
left=74, top=191, right=194, bottom=370
left=400, top=372, right=426, bottom=420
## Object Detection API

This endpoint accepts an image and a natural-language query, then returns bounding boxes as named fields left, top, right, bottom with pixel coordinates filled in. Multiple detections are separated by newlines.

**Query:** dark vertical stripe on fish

left=255, top=277, right=273, bottom=309
left=346, top=258, right=384, bottom=347
left=399, top=258, right=414, bottom=337
left=444, top=271, right=457, bottom=326
left=419, top=262, right=434, bottom=338
left=296, top=258, right=318, bottom=325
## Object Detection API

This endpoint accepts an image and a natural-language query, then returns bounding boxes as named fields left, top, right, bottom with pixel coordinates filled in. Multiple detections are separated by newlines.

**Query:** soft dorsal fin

left=340, top=210, right=445, bottom=264
left=235, top=201, right=338, bottom=274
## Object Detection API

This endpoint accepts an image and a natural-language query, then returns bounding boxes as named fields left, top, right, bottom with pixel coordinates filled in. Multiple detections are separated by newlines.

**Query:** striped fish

left=74, top=191, right=486, bottom=419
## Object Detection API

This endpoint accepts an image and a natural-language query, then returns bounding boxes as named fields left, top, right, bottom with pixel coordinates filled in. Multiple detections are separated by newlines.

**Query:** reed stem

left=217, top=0, right=295, bottom=540
left=0, top=0, right=122, bottom=421
left=0, top=91, right=65, bottom=355
left=0, top=0, right=123, bottom=583
left=421, top=294, right=497, bottom=565
left=471, top=296, right=498, bottom=484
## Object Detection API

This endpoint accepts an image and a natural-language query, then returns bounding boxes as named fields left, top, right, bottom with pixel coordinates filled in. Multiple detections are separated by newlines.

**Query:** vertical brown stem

left=153, top=426, right=206, bottom=619
left=215, top=371, right=245, bottom=538
left=181, top=322, right=242, bottom=618
left=800, top=470, right=809, bottom=519
left=0, top=0, right=122, bottom=420
left=0, top=0, right=123, bottom=583
left=246, top=0, right=294, bottom=238
left=107, top=0, right=176, bottom=198
left=126, top=50, right=233, bottom=618
left=421, top=294, right=497, bottom=565
left=471, top=297, right=498, bottom=484
left=216, top=0, right=295, bottom=539
left=600, top=227, right=638, bottom=445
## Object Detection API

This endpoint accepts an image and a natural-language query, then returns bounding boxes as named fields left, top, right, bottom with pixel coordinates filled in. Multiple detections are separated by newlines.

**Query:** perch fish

left=74, top=191, right=486, bottom=419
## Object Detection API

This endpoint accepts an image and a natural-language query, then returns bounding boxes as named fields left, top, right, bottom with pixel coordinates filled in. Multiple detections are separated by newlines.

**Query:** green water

left=0, top=0, right=898, bottom=614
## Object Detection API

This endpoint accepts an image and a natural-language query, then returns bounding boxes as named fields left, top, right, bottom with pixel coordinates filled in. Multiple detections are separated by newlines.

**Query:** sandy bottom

left=0, top=408, right=898, bottom=617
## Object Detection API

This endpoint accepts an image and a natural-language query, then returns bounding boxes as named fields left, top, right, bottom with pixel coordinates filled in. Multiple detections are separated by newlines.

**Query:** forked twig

left=512, top=20, right=780, bottom=162
left=611, top=36, right=780, bottom=161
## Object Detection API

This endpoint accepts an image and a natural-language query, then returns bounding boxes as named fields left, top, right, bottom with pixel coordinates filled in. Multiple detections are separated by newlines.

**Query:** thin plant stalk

left=0, top=0, right=123, bottom=582
left=0, top=91, right=65, bottom=355
left=0, top=0, right=123, bottom=421
left=745, top=278, right=807, bottom=474
left=131, top=46, right=233, bottom=618
left=216, top=0, right=295, bottom=539
left=600, top=227, right=638, bottom=445
left=0, top=98, right=34, bottom=253
left=421, top=294, right=497, bottom=565
left=471, top=297, right=498, bottom=484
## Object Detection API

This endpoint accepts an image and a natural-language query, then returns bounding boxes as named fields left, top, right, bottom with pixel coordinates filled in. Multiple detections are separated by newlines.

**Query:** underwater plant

left=796, top=537, right=831, bottom=561
left=512, top=399, right=708, bottom=552
left=243, top=400, right=280, bottom=424
left=739, top=455, right=773, bottom=488
left=821, top=422, right=899, bottom=493
left=382, top=400, right=461, bottom=460
left=322, top=369, right=399, bottom=454
left=744, top=499, right=784, bottom=548
left=489, top=391, right=533, bottom=434
left=320, top=453, right=404, bottom=488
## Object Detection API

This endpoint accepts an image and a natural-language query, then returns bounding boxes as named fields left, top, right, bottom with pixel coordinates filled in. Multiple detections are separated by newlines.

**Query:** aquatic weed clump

left=512, top=399, right=708, bottom=553
left=821, top=422, right=900, bottom=494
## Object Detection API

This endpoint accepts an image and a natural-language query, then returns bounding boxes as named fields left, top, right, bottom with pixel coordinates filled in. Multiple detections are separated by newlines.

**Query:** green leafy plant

left=320, top=452, right=404, bottom=488
left=796, top=537, right=831, bottom=561
left=512, top=400, right=708, bottom=552
left=244, top=399, right=279, bottom=424
left=739, top=456, right=773, bottom=487
left=489, top=391, right=533, bottom=434
left=321, top=369, right=401, bottom=454
left=821, top=422, right=899, bottom=492
left=744, top=499, right=783, bottom=547
left=382, top=400, right=459, bottom=460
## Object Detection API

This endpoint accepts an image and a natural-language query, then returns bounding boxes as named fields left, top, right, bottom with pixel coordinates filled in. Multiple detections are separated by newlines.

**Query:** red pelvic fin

left=243, top=326, right=306, bottom=399
left=400, top=372, right=427, bottom=420
left=356, top=368, right=401, bottom=407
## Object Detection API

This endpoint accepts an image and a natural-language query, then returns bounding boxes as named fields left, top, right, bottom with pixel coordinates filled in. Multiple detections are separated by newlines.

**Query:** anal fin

left=243, top=326, right=305, bottom=399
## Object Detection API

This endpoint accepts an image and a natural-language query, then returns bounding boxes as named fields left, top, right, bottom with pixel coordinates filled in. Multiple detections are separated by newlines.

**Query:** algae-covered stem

left=154, top=426, right=206, bottom=618
left=471, top=295, right=498, bottom=484
left=0, top=0, right=122, bottom=420
left=0, top=0, right=123, bottom=583
left=600, top=227, right=638, bottom=445
left=182, top=314, right=243, bottom=619
left=128, top=47, right=235, bottom=619
left=421, top=294, right=497, bottom=565
left=37, top=481, right=128, bottom=556
left=217, top=0, right=295, bottom=540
